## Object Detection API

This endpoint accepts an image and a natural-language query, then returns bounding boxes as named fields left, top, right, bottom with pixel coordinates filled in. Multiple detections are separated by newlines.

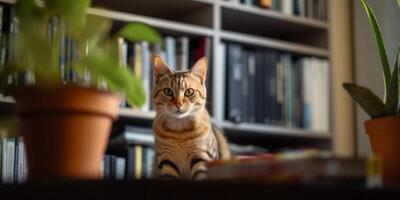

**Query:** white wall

left=352, top=0, right=400, bottom=157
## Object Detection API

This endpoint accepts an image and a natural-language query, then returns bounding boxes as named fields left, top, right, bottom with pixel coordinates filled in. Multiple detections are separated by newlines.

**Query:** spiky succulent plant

left=343, top=0, right=400, bottom=119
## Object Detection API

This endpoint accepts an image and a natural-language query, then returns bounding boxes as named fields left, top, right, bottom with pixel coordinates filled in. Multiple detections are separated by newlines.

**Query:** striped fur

left=151, top=55, right=231, bottom=180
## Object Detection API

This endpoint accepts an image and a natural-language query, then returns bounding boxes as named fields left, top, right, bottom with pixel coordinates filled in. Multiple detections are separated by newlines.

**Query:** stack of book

left=0, top=136, right=28, bottom=184
left=223, top=42, right=329, bottom=132
left=225, top=0, right=328, bottom=21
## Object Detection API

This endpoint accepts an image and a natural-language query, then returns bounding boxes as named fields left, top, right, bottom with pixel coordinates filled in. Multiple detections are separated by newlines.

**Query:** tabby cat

left=151, top=55, right=231, bottom=180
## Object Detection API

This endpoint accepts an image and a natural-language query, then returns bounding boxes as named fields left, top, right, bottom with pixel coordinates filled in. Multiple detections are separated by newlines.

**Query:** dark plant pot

left=13, top=85, right=120, bottom=181
left=365, top=116, right=400, bottom=186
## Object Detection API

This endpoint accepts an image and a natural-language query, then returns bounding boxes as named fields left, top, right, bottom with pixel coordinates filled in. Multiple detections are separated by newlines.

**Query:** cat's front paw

left=192, top=170, right=207, bottom=181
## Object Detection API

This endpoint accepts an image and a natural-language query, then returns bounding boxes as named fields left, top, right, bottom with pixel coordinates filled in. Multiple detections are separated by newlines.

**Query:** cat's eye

left=184, top=88, right=194, bottom=97
left=163, top=88, right=173, bottom=96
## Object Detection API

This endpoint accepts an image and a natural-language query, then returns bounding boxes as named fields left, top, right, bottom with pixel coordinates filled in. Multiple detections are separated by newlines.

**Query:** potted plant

left=0, top=0, right=161, bottom=180
left=343, top=0, right=400, bottom=186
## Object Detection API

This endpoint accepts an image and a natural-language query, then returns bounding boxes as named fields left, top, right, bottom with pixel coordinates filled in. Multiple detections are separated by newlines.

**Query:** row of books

left=0, top=137, right=27, bottom=184
left=107, top=126, right=155, bottom=180
left=225, top=0, right=327, bottom=21
left=102, top=145, right=154, bottom=180
left=117, top=36, right=213, bottom=112
left=223, top=42, right=329, bottom=131
left=0, top=135, right=155, bottom=183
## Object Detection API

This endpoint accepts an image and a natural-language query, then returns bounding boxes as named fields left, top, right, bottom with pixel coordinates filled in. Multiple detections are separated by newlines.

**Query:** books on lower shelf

left=101, top=145, right=154, bottom=180
left=225, top=0, right=328, bottom=21
left=0, top=137, right=28, bottom=184
left=222, top=42, right=329, bottom=132
left=105, top=126, right=155, bottom=180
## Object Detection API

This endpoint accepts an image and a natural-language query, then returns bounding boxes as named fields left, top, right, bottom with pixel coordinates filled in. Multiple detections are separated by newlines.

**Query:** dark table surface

left=0, top=179, right=399, bottom=200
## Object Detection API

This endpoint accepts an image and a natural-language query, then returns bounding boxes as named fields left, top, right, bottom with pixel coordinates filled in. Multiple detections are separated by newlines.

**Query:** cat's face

left=152, top=55, right=207, bottom=119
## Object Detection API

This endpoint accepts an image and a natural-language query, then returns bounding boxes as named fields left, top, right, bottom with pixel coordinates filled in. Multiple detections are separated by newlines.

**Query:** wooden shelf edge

left=221, top=30, right=330, bottom=57
left=221, top=1, right=328, bottom=29
left=218, top=121, right=331, bottom=139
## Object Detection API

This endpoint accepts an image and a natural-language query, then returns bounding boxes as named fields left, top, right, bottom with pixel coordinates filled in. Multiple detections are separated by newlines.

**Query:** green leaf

left=360, top=0, right=391, bottom=96
left=388, top=46, right=400, bottom=115
left=44, top=0, right=91, bottom=27
left=118, top=23, right=161, bottom=44
left=385, top=63, right=398, bottom=115
left=343, top=83, right=386, bottom=118
left=73, top=15, right=112, bottom=51
left=397, top=0, right=400, bottom=7
left=86, top=51, right=146, bottom=107
left=14, top=0, right=41, bottom=22
left=16, top=30, right=60, bottom=83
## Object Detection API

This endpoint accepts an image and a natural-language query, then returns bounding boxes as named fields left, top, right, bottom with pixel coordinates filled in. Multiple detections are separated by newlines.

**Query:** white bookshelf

left=220, top=1, right=328, bottom=29
left=87, top=8, right=215, bottom=37
left=0, top=0, right=332, bottom=143
left=220, top=30, right=329, bottom=57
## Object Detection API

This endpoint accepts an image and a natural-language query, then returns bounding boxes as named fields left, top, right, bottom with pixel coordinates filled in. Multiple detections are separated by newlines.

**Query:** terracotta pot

left=13, top=85, right=120, bottom=181
left=365, top=116, right=400, bottom=186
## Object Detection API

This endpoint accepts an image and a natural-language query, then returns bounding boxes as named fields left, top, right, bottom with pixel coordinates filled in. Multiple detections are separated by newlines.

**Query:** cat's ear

left=190, top=57, right=207, bottom=84
left=153, top=54, right=172, bottom=83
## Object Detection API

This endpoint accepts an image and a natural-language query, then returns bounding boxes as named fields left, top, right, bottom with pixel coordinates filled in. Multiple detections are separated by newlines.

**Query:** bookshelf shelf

left=219, top=121, right=331, bottom=139
left=87, top=8, right=215, bottom=37
left=92, top=0, right=214, bottom=28
left=119, top=108, right=156, bottom=120
left=220, top=1, right=328, bottom=29
left=220, top=1, right=328, bottom=48
left=0, top=97, right=157, bottom=120
left=220, top=30, right=329, bottom=57
left=0, top=96, right=14, bottom=104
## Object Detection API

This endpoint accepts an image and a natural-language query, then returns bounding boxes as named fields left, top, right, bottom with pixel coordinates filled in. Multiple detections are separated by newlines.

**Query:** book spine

left=247, top=52, right=256, bottom=123
left=165, top=36, right=176, bottom=70
left=134, top=145, right=143, bottom=179
left=213, top=42, right=226, bottom=123
left=282, top=0, right=293, bottom=15
left=125, top=147, right=135, bottom=180
left=5, top=138, right=14, bottom=184
left=13, top=138, right=18, bottom=183
left=226, top=44, right=243, bottom=123
left=145, top=148, right=154, bottom=179
left=141, top=41, right=151, bottom=112
left=115, top=157, right=126, bottom=180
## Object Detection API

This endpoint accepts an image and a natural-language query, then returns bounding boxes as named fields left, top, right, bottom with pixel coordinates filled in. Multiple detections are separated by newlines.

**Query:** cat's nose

left=175, top=102, right=182, bottom=109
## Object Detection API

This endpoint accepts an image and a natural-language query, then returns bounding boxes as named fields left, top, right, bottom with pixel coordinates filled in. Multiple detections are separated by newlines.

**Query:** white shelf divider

left=221, top=30, right=330, bottom=57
